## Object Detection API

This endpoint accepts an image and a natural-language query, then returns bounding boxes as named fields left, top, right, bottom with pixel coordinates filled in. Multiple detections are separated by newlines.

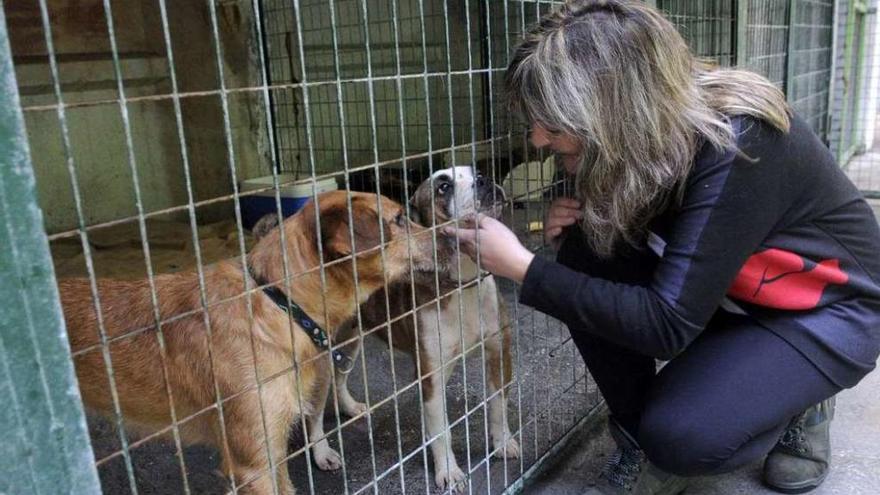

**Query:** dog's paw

left=494, top=436, right=520, bottom=459
left=342, top=400, right=368, bottom=418
left=313, top=445, right=343, bottom=471
left=435, top=465, right=467, bottom=493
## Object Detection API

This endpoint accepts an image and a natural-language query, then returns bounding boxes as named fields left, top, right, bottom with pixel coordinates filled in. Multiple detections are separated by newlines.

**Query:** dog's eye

left=394, top=211, right=406, bottom=226
left=437, top=182, right=451, bottom=195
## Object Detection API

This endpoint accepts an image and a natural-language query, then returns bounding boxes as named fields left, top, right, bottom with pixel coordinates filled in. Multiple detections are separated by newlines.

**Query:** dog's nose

left=475, top=173, right=506, bottom=201
left=476, top=174, right=487, bottom=188
left=475, top=174, right=496, bottom=194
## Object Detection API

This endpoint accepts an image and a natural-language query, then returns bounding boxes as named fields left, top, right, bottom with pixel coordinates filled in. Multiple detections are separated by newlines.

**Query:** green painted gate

left=0, top=4, right=100, bottom=494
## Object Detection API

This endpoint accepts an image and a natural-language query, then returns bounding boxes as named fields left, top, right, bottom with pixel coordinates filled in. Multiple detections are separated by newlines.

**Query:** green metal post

left=737, top=0, right=749, bottom=67
left=840, top=0, right=856, bottom=153
left=849, top=0, right=870, bottom=157
left=837, top=0, right=869, bottom=164
left=786, top=0, right=797, bottom=102
left=0, top=3, right=101, bottom=494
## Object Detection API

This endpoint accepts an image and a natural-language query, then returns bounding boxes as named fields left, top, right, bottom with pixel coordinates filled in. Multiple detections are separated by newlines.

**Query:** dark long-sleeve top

left=520, top=114, right=880, bottom=388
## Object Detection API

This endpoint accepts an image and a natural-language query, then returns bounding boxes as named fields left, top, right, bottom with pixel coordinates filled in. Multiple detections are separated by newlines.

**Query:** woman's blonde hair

left=506, top=0, right=790, bottom=257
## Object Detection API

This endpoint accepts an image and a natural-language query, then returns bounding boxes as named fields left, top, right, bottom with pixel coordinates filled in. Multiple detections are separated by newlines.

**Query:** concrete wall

left=10, top=0, right=526, bottom=234
left=263, top=0, right=492, bottom=175
left=9, top=0, right=270, bottom=234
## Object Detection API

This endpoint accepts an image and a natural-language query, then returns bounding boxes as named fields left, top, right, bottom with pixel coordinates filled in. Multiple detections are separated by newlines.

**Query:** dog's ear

left=251, top=214, right=280, bottom=240
left=408, top=184, right=435, bottom=227
left=320, top=202, right=389, bottom=261
left=407, top=199, right=423, bottom=226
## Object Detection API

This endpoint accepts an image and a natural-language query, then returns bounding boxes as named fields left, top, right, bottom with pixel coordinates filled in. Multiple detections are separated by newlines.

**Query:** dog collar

left=248, top=266, right=355, bottom=374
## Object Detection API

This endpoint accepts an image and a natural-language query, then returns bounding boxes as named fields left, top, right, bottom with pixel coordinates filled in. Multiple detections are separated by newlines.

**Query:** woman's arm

left=451, top=122, right=789, bottom=359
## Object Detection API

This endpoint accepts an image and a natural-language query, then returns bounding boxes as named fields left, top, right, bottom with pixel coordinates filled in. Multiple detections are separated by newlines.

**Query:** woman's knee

left=638, top=409, right=731, bottom=477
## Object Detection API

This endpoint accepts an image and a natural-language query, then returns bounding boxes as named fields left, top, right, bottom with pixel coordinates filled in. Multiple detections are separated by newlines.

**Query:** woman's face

left=529, top=123, right=582, bottom=175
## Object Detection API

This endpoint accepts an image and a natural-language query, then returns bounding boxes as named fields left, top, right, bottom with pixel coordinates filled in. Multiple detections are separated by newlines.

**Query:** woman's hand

left=545, top=198, right=583, bottom=249
left=443, top=215, right=535, bottom=284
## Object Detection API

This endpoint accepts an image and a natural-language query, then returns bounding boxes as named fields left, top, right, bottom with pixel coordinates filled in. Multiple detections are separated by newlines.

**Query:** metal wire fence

left=8, top=0, right=592, bottom=494
left=4, top=0, right=880, bottom=494
left=833, top=0, right=880, bottom=199
left=658, top=0, right=736, bottom=65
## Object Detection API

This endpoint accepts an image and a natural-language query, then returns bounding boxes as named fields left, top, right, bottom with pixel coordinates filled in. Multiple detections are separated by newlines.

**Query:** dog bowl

left=239, top=174, right=338, bottom=230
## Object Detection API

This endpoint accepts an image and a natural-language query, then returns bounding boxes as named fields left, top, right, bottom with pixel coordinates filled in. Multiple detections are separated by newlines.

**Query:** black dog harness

left=248, top=266, right=354, bottom=374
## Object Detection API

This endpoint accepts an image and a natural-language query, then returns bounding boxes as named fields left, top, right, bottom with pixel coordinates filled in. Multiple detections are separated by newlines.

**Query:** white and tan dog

left=318, top=167, right=520, bottom=492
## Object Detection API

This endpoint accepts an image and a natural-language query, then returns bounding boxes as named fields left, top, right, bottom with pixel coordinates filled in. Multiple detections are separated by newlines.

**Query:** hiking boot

left=763, top=397, right=835, bottom=494
left=584, top=418, right=688, bottom=495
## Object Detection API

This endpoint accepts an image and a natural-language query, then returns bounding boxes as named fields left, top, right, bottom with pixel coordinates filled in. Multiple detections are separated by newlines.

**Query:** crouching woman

left=448, top=1, right=880, bottom=493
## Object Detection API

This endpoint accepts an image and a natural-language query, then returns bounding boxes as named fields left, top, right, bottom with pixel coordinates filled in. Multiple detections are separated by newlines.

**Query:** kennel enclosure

left=4, top=1, right=880, bottom=494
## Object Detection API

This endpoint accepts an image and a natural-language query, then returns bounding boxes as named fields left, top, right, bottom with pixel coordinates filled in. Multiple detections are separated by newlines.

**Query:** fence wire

left=834, top=0, right=880, bottom=200
left=658, top=0, right=736, bottom=65
left=5, top=0, right=880, bottom=494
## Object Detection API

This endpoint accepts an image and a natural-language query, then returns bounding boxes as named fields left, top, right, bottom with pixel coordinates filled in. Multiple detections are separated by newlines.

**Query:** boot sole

left=762, top=470, right=828, bottom=494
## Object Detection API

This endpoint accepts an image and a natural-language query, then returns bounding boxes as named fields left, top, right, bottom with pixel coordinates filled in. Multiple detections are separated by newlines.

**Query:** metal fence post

left=737, top=0, right=749, bottom=66
left=0, top=3, right=101, bottom=493
left=786, top=0, right=797, bottom=102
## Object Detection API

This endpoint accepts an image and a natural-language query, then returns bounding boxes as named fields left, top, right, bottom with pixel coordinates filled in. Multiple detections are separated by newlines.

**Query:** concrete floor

left=844, top=151, right=880, bottom=193
left=529, top=358, right=880, bottom=495
left=845, top=114, right=880, bottom=196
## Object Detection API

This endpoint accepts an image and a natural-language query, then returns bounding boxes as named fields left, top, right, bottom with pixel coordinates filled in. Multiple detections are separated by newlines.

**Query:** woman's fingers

left=552, top=197, right=582, bottom=209
left=461, top=212, right=495, bottom=229
left=548, top=214, right=578, bottom=227
left=476, top=213, right=505, bottom=230
left=443, top=225, right=476, bottom=242
left=548, top=200, right=583, bottom=221
left=549, top=205, right=583, bottom=220
left=545, top=204, right=581, bottom=244
left=441, top=225, right=478, bottom=259
left=545, top=226, right=563, bottom=239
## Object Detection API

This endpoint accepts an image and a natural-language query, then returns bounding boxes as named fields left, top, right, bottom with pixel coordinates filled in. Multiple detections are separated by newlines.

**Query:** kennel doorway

left=4, top=1, right=880, bottom=494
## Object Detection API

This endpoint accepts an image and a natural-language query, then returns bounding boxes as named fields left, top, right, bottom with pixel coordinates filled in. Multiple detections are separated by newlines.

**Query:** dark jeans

left=558, top=231, right=841, bottom=476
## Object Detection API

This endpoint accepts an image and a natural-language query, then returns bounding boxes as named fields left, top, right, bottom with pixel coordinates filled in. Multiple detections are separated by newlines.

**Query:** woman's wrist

left=508, top=248, right=536, bottom=284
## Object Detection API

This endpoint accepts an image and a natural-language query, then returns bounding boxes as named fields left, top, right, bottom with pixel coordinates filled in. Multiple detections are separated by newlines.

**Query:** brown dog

left=59, top=191, right=447, bottom=495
